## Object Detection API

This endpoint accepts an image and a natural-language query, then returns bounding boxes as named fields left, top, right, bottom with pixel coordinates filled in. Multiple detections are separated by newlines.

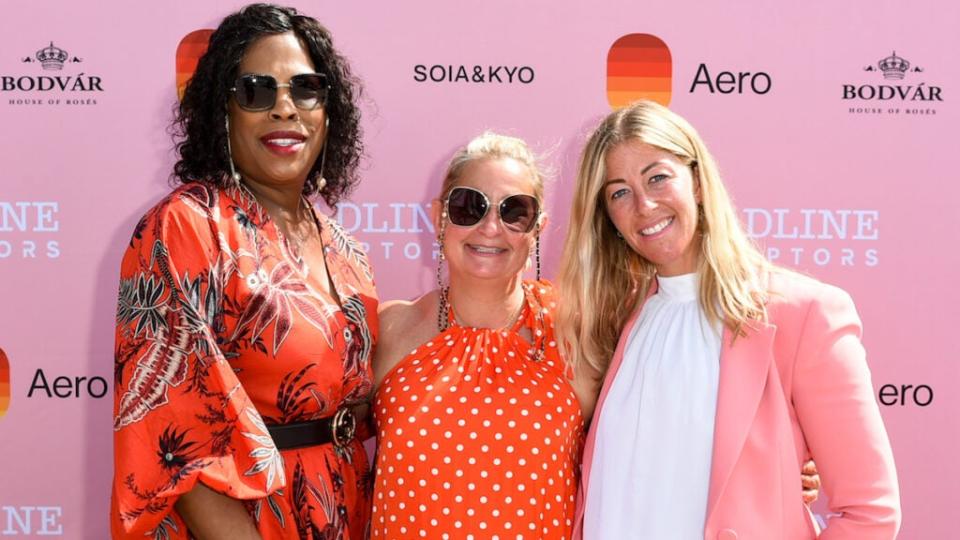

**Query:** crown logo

left=877, top=51, right=909, bottom=80
left=864, top=51, right=923, bottom=80
left=36, top=42, right=68, bottom=70
left=20, top=42, right=82, bottom=70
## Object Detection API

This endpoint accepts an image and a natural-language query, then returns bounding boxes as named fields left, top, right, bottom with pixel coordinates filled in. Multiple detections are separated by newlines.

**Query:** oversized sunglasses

left=445, top=186, right=540, bottom=233
left=230, top=73, right=329, bottom=111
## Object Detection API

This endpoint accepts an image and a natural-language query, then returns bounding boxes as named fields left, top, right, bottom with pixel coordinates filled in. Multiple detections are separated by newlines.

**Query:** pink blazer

left=573, top=271, right=900, bottom=540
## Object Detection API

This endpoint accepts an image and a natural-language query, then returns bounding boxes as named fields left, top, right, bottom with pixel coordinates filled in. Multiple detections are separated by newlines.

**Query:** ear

left=537, top=212, right=550, bottom=234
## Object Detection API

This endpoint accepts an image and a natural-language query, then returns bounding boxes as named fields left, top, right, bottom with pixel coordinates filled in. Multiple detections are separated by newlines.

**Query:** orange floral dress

left=111, top=183, right=377, bottom=540
left=370, top=280, right=583, bottom=539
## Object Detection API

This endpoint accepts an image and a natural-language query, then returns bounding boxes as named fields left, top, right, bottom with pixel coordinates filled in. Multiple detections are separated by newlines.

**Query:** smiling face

left=440, top=157, right=541, bottom=283
left=603, top=139, right=701, bottom=276
left=227, top=31, right=327, bottom=192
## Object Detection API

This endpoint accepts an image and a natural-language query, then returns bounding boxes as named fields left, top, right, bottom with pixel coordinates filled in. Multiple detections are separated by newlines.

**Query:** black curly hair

left=172, top=3, right=363, bottom=206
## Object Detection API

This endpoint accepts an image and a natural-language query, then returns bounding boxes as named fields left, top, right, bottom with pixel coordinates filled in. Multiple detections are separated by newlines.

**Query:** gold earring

left=225, top=116, right=241, bottom=185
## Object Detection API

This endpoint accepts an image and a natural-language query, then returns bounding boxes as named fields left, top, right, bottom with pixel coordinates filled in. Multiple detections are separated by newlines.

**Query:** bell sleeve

left=111, top=194, right=283, bottom=538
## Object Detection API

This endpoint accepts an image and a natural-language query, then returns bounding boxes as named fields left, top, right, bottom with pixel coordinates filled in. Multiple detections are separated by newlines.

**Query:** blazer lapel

left=705, top=319, right=777, bottom=524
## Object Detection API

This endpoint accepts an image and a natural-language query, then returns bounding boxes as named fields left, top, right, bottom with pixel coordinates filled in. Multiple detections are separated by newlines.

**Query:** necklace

left=437, top=284, right=546, bottom=361
left=236, top=180, right=316, bottom=275
left=448, top=290, right=525, bottom=330
left=282, top=198, right=316, bottom=269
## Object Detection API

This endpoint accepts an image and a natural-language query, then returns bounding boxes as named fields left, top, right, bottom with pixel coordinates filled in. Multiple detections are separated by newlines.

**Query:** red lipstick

left=260, top=131, right=306, bottom=155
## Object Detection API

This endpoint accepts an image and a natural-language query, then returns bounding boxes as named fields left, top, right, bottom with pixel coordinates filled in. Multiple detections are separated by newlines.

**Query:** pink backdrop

left=1, top=0, right=956, bottom=537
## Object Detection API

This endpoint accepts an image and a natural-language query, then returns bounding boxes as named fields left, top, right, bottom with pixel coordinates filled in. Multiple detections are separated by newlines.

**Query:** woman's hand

left=801, top=459, right=821, bottom=504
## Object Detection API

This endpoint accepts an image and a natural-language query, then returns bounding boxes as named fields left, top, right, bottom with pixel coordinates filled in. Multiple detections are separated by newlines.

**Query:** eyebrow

left=603, top=160, right=667, bottom=187
left=641, top=161, right=664, bottom=175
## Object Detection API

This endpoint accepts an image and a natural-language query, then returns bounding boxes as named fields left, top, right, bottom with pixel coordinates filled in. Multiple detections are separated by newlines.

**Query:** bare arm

left=569, top=361, right=602, bottom=423
left=373, top=292, right=440, bottom=388
left=174, top=483, right=262, bottom=540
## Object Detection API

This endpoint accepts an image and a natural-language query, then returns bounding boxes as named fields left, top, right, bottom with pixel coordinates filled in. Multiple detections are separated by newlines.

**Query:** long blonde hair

left=556, top=100, right=770, bottom=374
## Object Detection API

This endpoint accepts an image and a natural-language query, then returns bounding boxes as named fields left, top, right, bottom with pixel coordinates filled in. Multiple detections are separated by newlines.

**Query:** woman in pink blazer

left=556, top=101, right=900, bottom=539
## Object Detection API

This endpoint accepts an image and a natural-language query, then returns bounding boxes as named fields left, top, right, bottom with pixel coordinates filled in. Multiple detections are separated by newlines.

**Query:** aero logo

left=0, top=348, right=9, bottom=418
left=176, top=29, right=214, bottom=100
left=606, top=34, right=672, bottom=108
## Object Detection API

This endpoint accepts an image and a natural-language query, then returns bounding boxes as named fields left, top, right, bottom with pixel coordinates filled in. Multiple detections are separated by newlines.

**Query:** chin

left=266, top=169, right=311, bottom=185
left=461, top=266, right=521, bottom=282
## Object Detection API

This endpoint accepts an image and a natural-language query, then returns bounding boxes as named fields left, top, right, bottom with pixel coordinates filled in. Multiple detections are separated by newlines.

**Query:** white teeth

left=471, top=246, right=503, bottom=254
left=641, top=217, right=672, bottom=236
left=267, top=138, right=302, bottom=146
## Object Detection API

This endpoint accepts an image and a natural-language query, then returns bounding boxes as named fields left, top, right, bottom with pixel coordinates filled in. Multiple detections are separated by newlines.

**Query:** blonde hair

left=556, top=100, right=770, bottom=374
left=439, top=131, right=547, bottom=203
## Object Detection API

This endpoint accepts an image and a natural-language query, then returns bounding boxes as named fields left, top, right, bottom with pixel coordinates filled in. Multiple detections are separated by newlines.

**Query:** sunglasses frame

left=229, top=72, right=329, bottom=112
left=444, top=186, right=541, bottom=233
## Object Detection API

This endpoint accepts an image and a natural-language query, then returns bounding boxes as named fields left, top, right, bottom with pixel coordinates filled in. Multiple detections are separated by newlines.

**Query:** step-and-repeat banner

left=1, top=0, right=956, bottom=537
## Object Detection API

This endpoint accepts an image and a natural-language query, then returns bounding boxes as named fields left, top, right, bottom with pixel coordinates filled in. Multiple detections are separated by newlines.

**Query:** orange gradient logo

left=0, top=348, right=9, bottom=418
left=176, top=29, right=214, bottom=100
left=607, top=34, right=672, bottom=108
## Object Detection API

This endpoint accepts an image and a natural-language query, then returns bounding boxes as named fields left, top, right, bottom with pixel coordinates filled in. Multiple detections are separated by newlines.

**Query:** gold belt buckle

left=331, top=406, right=357, bottom=448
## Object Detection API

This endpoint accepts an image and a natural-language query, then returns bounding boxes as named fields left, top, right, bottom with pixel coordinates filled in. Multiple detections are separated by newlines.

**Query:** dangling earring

left=534, top=227, right=542, bottom=282
left=436, top=208, right=450, bottom=332
left=317, top=116, right=330, bottom=191
left=225, top=115, right=241, bottom=186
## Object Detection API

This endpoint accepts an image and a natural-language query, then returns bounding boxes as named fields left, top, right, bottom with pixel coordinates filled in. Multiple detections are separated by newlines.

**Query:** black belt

left=266, top=407, right=357, bottom=450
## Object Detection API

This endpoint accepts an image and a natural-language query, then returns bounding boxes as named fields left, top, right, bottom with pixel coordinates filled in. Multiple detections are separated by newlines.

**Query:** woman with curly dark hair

left=111, top=4, right=376, bottom=539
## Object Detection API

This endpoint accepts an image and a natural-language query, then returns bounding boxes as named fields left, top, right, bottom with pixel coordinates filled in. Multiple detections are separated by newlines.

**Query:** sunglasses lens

left=233, top=75, right=276, bottom=111
left=500, top=195, right=539, bottom=232
left=290, top=74, right=328, bottom=109
left=233, top=74, right=328, bottom=111
left=447, top=188, right=488, bottom=227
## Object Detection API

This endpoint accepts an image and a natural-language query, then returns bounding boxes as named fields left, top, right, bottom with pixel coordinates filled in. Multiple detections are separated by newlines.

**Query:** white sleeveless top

left=584, top=273, right=722, bottom=540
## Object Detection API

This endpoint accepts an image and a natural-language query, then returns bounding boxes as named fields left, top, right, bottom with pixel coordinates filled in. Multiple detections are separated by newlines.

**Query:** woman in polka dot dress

left=369, top=132, right=600, bottom=539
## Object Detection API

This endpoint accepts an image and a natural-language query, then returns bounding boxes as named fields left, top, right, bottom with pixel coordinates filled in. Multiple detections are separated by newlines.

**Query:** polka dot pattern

left=371, top=280, right=583, bottom=539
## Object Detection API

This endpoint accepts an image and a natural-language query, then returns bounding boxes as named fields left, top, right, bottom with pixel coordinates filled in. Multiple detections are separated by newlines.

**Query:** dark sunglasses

left=445, top=186, right=540, bottom=233
left=230, top=73, right=329, bottom=111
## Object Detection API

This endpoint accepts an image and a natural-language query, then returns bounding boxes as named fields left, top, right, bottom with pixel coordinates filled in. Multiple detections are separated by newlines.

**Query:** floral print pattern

left=111, top=183, right=377, bottom=539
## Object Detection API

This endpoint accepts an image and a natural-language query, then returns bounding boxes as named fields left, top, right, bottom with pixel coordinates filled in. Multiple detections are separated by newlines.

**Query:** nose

left=475, top=206, right=503, bottom=236
left=633, top=190, right=657, bottom=214
left=269, top=87, right=298, bottom=120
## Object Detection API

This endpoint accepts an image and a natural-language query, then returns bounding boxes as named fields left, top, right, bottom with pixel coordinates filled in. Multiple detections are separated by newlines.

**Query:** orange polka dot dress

left=371, top=280, right=583, bottom=539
